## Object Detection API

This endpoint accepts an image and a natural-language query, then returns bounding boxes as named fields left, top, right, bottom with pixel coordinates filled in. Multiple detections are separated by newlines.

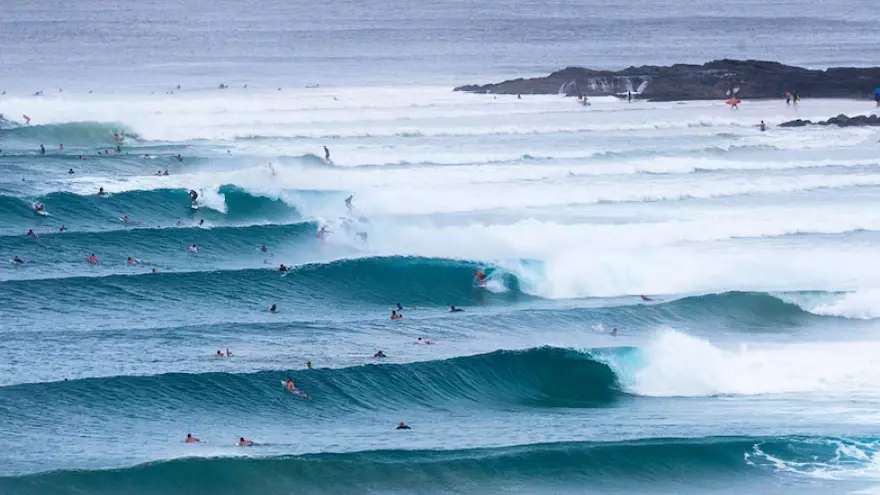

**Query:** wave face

left=3, top=82, right=880, bottom=494
left=3, top=436, right=872, bottom=495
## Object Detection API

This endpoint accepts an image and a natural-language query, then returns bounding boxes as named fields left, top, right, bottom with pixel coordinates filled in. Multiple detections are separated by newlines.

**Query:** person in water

left=59, top=225, right=66, bottom=232
left=151, top=268, right=159, bottom=273
left=611, top=328, right=618, bottom=337
left=279, top=264, right=288, bottom=273
left=33, top=203, right=45, bottom=212
left=391, top=310, right=403, bottom=320
left=68, top=168, right=75, bottom=174
left=226, top=348, right=232, bottom=357
left=121, top=215, right=133, bottom=223
left=87, top=254, right=98, bottom=264
left=473, top=269, right=486, bottom=286
left=449, top=305, right=464, bottom=312
left=13, top=256, right=24, bottom=264
left=216, top=350, right=224, bottom=357
left=198, top=219, right=204, bottom=226
left=188, top=244, right=199, bottom=253
left=269, top=303, right=277, bottom=313
left=760, top=120, right=767, bottom=132
left=176, top=154, right=183, bottom=162
left=39, top=144, right=45, bottom=155
left=185, top=433, right=200, bottom=443
left=417, top=337, right=434, bottom=345
left=97, top=187, right=106, bottom=196
left=59, top=144, right=64, bottom=151
left=306, top=361, right=313, bottom=369
left=374, top=350, right=387, bottom=358
left=260, top=245, right=270, bottom=254
left=640, top=295, right=654, bottom=302
left=238, top=437, right=254, bottom=447
left=286, top=377, right=296, bottom=391
left=127, top=257, right=137, bottom=264
left=396, top=303, right=405, bottom=311
left=396, top=422, right=411, bottom=430
left=26, top=229, right=38, bottom=238
left=344, top=194, right=353, bottom=213
left=323, top=146, right=331, bottom=162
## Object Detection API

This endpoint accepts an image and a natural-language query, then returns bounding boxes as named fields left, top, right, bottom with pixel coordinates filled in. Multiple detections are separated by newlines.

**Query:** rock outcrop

left=779, top=114, right=880, bottom=128
left=454, top=60, right=880, bottom=101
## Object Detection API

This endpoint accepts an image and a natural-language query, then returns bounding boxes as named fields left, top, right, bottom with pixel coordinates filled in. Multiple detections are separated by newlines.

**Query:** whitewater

left=4, top=0, right=880, bottom=491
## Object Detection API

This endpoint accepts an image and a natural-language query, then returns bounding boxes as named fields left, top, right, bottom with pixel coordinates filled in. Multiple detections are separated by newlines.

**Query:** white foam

left=612, top=329, right=880, bottom=397
left=780, top=291, right=880, bottom=320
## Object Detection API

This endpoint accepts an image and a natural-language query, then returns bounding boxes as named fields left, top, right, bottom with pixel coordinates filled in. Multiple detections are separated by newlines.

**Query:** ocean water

left=3, top=2, right=880, bottom=495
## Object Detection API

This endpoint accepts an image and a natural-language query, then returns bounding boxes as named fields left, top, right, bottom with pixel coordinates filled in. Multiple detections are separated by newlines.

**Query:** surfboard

left=35, top=210, right=48, bottom=216
left=191, top=203, right=199, bottom=210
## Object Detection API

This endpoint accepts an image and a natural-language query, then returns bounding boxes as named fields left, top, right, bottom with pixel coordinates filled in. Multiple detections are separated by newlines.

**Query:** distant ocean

left=2, top=1, right=880, bottom=494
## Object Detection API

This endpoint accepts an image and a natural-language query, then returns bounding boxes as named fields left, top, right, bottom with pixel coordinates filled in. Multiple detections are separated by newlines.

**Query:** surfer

left=473, top=269, right=486, bottom=286
left=373, top=350, right=387, bottom=358
left=640, top=295, right=654, bottom=302
left=266, top=163, right=276, bottom=177
left=26, top=229, right=38, bottom=238
left=391, top=310, right=403, bottom=320
left=121, top=215, right=133, bottom=224
left=151, top=268, right=159, bottom=273
left=23, top=114, right=31, bottom=125
left=188, top=189, right=199, bottom=202
left=417, top=337, right=434, bottom=345
left=97, top=187, right=106, bottom=196
left=269, top=303, right=277, bottom=313
left=198, top=219, right=204, bottom=227
left=32, top=203, right=45, bottom=213
left=176, top=154, right=183, bottom=162
left=260, top=244, right=271, bottom=255
left=59, top=225, right=66, bottom=232
left=238, top=437, right=254, bottom=447
left=396, top=422, right=411, bottom=430
left=611, top=328, right=618, bottom=337
left=396, top=303, right=405, bottom=311
left=226, top=348, right=232, bottom=357
left=68, top=168, right=75, bottom=174
left=39, top=144, right=45, bottom=155
left=344, top=194, right=353, bottom=214
left=13, top=256, right=24, bottom=264
left=156, top=170, right=163, bottom=176
left=449, top=305, right=464, bottom=312
left=279, top=264, right=288, bottom=274
left=315, top=226, right=332, bottom=241
left=59, top=144, right=64, bottom=151
left=323, top=146, right=331, bottom=162
left=127, top=257, right=137, bottom=265
left=307, top=361, right=313, bottom=369
left=216, top=350, right=224, bottom=357
left=285, top=377, right=296, bottom=391
left=185, top=434, right=200, bottom=443
left=760, top=120, right=767, bottom=132
left=785, top=91, right=792, bottom=105
left=87, top=254, right=98, bottom=264
left=188, top=244, right=200, bottom=254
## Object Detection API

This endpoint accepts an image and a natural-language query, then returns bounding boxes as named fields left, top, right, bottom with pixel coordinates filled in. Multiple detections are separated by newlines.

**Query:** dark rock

left=778, top=119, right=812, bottom=128
left=455, top=59, right=880, bottom=102
left=781, top=114, right=880, bottom=128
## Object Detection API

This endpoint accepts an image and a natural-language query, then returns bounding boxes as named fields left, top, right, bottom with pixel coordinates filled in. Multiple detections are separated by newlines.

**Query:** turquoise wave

left=2, top=436, right=862, bottom=495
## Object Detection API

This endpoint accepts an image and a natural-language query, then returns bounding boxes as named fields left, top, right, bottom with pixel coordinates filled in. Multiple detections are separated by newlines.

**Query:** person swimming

left=12, top=256, right=24, bottom=264
left=185, top=433, right=200, bottom=443
left=449, top=305, right=464, bottom=312
left=374, top=350, right=387, bottom=358
left=396, top=422, right=411, bottom=430
left=87, top=254, right=98, bottom=264
left=26, top=229, right=38, bottom=238
left=238, top=437, right=254, bottom=447
left=391, top=310, right=403, bottom=320
left=188, top=244, right=200, bottom=254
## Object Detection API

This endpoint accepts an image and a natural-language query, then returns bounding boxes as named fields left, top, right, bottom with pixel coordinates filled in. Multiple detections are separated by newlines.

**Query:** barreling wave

left=0, top=121, right=139, bottom=146
left=1, top=347, right=620, bottom=415
left=4, top=436, right=870, bottom=494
